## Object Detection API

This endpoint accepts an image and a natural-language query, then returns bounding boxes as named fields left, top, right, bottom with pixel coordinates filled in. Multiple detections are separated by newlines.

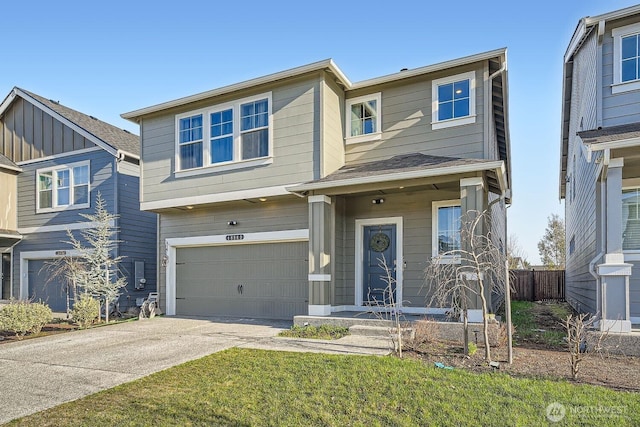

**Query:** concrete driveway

left=0, top=316, right=289, bottom=424
left=0, top=316, right=390, bottom=424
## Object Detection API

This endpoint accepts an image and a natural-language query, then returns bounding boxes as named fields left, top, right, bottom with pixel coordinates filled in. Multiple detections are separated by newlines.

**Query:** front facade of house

left=561, top=5, right=640, bottom=332
left=123, top=50, right=511, bottom=321
left=0, top=88, right=157, bottom=311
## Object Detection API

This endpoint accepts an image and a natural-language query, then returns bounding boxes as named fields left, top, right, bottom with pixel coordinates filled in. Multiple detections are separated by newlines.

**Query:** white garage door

left=175, top=242, right=308, bottom=319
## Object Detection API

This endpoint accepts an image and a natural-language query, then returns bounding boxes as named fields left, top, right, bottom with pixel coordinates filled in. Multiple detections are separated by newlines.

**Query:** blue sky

left=2, top=0, right=639, bottom=263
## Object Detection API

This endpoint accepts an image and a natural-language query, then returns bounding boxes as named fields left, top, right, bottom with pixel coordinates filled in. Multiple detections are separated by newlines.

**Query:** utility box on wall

left=134, top=261, right=146, bottom=290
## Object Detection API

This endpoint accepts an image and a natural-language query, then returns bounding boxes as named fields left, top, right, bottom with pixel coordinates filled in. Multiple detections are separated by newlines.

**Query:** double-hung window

left=432, top=71, right=476, bottom=130
left=432, top=200, right=462, bottom=262
left=37, top=161, right=90, bottom=212
left=622, top=188, right=640, bottom=250
left=345, top=93, right=382, bottom=144
left=175, top=92, right=272, bottom=174
left=612, top=23, right=640, bottom=93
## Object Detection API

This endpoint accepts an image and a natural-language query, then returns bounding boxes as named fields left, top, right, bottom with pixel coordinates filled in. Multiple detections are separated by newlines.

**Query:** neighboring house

left=122, top=49, right=511, bottom=321
left=0, top=88, right=157, bottom=311
left=560, top=4, right=640, bottom=332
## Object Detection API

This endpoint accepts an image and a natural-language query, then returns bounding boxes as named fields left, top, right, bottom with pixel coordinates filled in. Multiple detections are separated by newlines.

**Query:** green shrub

left=0, top=300, right=53, bottom=338
left=279, top=324, right=350, bottom=340
left=71, top=294, right=100, bottom=328
left=467, top=342, right=478, bottom=356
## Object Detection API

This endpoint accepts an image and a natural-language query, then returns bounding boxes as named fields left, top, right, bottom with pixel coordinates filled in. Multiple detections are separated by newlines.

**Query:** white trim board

left=19, top=249, right=81, bottom=300
left=15, top=147, right=102, bottom=166
left=331, top=306, right=448, bottom=315
left=354, top=217, right=403, bottom=308
left=164, top=228, right=309, bottom=316
left=141, top=184, right=300, bottom=211
left=18, top=220, right=115, bottom=235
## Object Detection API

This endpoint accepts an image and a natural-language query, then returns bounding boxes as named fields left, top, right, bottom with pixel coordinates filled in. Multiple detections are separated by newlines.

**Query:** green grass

left=9, top=348, right=639, bottom=426
left=278, top=324, right=350, bottom=340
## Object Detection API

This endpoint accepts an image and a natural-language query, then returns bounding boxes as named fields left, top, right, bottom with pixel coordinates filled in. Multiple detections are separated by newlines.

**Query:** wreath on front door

left=370, top=232, right=390, bottom=252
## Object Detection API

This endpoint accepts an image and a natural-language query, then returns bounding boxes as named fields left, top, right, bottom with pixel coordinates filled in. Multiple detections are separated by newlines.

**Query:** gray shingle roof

left=307, top=153, right=498, bottom=184
left=0, top=153, right=19, bottom=171
left=578, top=123, right=640, bottom=144
left=19, top=89, right=139, bottom=155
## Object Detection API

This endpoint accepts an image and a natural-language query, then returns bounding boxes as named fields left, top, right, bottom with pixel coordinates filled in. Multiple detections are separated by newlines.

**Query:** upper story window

left=37, top=161, right=90, bottom=213
left=612, top=23, right=640, bottom=94
left=345, top=93, right=382, bottom=144
left=175, top=92, right=272, bottom=176
left=622, top=188, right=640, bottom=250
left=432, top=71, right=476, bottom=130
left=432, top=200, right=461, bottom=263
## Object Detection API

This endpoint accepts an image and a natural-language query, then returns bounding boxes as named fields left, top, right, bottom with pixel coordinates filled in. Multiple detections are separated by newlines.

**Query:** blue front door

left=363, top=224, right=396, bottom=305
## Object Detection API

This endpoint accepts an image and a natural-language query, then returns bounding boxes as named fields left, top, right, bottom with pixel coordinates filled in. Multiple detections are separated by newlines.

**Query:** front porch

left=287, top=153, right=510, bottom=320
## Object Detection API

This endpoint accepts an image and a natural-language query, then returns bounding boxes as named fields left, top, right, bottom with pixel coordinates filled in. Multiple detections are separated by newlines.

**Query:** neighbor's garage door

left=175, top=242, right=308, bottom=319
left=28, top=259, right=68, bottom=312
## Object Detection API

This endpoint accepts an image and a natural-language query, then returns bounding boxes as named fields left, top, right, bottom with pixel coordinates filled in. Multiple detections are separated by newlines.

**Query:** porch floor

left=294, top=311, right=448, bottom=328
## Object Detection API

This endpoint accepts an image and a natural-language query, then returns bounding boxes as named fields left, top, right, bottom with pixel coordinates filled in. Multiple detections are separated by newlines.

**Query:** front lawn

left=9, top=348, right=639, bottom=426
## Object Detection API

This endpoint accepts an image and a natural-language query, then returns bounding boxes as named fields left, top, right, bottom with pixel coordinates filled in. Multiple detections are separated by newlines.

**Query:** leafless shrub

left=564, top=312, right=596, bottom=380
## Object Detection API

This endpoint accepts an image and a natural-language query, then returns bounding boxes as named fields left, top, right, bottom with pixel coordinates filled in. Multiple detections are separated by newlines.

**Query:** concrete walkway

left=0, top=316, right=390, bottom=424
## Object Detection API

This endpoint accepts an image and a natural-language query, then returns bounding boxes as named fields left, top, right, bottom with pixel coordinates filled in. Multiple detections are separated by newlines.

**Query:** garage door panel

left=175, top=242, right=308, bottom=319
left=28, top=259, right=68, bottom=312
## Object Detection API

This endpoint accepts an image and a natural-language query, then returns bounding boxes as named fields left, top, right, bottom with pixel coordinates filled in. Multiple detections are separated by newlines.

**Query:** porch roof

left=0, top=229, right=21, bottom=252
left=0, top=154, right=21, bottom=173
left=578, top=123, right=640, bottom=145
left=287, top=153, right=506, bottom=195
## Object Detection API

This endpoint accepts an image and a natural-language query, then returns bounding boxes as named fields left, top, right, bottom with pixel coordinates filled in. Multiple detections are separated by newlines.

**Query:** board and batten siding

left=601, top=16, right=640, bottom=127
left=157, top=197, right=308, bottom=311
left=0, top=97, right=95, bottom=163
left=16, top=150, right=117, bottom=229
left=565, top=30, right=599, bottom=314
left=333, top=189, right=458, bottom=307
left=140, top=75, right=323, bottom=205
left=344, top=65, right=485, bottom=166
left=0, top=171, right=18, bottom=231
left=117, top=160, right=158, bottom=294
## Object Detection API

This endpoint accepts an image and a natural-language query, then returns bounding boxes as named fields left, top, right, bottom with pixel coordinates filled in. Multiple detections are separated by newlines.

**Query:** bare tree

left=507, top=234, right=530, bottom=270
left=564, top=312, right=595, bottom=380
left=65, top=192, right=127, bottom=323
left=425, top=209, right=508, bottom=362
left=44, top=256, right=86, bottom=318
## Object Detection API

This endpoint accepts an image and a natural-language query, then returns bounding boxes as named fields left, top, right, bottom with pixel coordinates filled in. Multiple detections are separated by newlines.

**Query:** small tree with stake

left=425, top=209, right=508, bottom=362
left=65, top=192, right=127, bottom=323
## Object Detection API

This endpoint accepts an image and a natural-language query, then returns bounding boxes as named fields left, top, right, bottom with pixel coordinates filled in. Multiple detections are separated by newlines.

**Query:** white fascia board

left=0, top=162, right=22, bottom=173
left=0, top=89, right=17, bottom=118
left=13, top=89, right=117, bottom=157
left=140, top=184, right=300, bottom=211
left=585, top=4, right=640, bottom=26
left=122, top=59, right=351, bottom=121
left=585, top=136, right=640, bottom=153
left=288, top=161, right=505, bottom=193
left=350, top=48, right=506, bottom=90
left=565, top=20, right=587, bottom=63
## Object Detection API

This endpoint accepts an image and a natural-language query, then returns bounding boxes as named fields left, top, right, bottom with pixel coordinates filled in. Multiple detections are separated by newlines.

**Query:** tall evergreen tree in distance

left=537, top=214, right=565, bottom=270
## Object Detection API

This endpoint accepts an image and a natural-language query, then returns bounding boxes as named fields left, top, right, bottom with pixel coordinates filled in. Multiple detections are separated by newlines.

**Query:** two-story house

left=122, top=49, right=511, bottom=321
left=0, top=88, right=157, bottom=312
left=561, top=5, right=640, bottom=332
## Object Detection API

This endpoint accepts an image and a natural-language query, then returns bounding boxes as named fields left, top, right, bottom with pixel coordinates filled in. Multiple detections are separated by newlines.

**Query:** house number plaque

left=226, top=234, right=245, bottom=241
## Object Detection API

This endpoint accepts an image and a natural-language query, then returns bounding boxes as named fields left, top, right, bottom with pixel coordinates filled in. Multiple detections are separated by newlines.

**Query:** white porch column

left=597, top=158, right=632, bottom=332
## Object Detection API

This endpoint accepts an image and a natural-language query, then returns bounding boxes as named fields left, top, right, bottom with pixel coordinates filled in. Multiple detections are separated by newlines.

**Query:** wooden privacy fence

left=510, top=269, right=565, bottom=301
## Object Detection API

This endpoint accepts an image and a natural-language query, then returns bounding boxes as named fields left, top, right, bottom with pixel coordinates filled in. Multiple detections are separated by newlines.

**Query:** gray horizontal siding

left=140, top=77, right=322, bottom=204
left=334, top=188, right=458, bottom=307
left=156, top=197, right=308, bottom=310
left=0, top=97, right=94, bottom=163
left=344, top=65, right=485, bottom=165
left=566, top=30, right=599, bottom=315
left=17, top=150, right=116, bottom=229
left=601, top=19, right=640, bottom=127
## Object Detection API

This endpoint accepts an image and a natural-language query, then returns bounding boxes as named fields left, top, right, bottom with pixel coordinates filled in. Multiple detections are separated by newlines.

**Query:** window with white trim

left=432, top=200, right=461, bottom=260
left=612, top=22, right=640, bottom=94
left=37, top=161, right=90, bottom=212
left=622, top=188, right=640, bottom=250
left=432, top=71, right=476, bottom=130
left=345, top=93, right=382, bottom=144
left=175, top=92, right=272, bottom=173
